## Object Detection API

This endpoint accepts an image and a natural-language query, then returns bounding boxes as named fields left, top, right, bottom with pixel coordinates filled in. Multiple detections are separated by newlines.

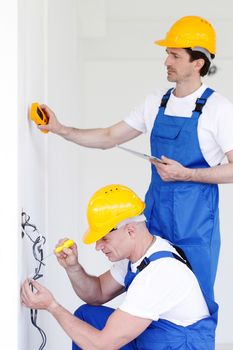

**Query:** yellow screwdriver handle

left=55, top=239, right=75, bottom=254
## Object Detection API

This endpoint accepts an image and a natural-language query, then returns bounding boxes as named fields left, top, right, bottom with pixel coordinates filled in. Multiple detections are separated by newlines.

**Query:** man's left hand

left=150, top=156, right=193, bottom=182
left=21, top=279, right=57, bottom=310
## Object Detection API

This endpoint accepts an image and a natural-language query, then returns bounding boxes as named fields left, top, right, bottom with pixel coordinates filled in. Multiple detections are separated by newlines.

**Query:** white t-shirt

left=110, top=236, right=210, bottom=326
left=124, top=84, right=233, bottom=166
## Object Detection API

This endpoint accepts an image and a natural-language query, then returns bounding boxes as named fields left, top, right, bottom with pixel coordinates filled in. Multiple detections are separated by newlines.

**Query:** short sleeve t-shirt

left=124, top=84, right=233, bottom=166
left=110, top=236, right=210, bottom=326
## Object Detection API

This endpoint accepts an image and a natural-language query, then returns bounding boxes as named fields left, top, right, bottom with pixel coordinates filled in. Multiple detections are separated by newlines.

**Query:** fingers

left=55, top=238, right=77, bottom=250
left=55, top=238, right=77, bottom=260
left=38, top=124, right=48, bottom=130
left=21, top=278, right=53, bottom=310
left=40, top=104, right=54, bottom=115
left=161, top=155, right=173, bottom=164
left=21, top=279, right=41, bottom=295
left=150, top=155, right=174, bottom=167
left=37, top=104, right=55, bottom=130
left=56, top=237, right=70, bottom=247
left=30, top=279, right=43, bottom=291
left=150, top=155, right=166, bottom=164
left=21, top=279, right=35, bottom=307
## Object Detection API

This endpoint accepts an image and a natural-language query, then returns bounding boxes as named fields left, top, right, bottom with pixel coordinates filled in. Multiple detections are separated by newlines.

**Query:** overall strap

left=192, top=88, right=215, bottom=119
left=172, top=244, right=192, bottom=270
left=125, top=249, right=192, bottom=290
left=159, top=88, right=173, bottom=110
left=137, top=250, right=191, bottom=272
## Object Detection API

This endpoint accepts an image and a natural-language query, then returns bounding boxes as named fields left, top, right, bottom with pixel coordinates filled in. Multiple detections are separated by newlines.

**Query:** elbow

left=88, top=300, right=103, bottom=306
left=100, top=136, right=117, bottom=150
left=225, top=162, right=233, bottom=183
left=97, top=339, right=119, bottom=350
left=82, top=294, right=107, bottom=306
left=99, top=127, right=118, bottom=150
left=100, top=144, right=115, bottom=150
left=97, top=329, right=132, bottom=350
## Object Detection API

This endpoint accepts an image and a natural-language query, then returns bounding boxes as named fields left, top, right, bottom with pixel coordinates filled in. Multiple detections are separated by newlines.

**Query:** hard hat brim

left=154, top=39, right=215, bottom=55
left=155, top=39, right=169, bottom=47
left=155, top=39, right=185, bottom=48
left=82, top=226, right=113, bottom=245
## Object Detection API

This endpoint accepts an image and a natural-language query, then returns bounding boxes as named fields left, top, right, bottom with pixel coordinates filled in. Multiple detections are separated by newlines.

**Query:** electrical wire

left=21, top=212, right=47, bottom=350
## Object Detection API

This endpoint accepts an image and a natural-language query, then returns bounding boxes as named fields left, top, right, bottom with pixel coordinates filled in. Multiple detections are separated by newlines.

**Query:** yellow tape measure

left=30, top=102, right=49, bottom=133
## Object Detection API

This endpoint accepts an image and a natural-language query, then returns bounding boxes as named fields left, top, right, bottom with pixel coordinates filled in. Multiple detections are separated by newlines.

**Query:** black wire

left=30, top=283, right=47, bottom=350
left=22, top=212, right=47, bottom=350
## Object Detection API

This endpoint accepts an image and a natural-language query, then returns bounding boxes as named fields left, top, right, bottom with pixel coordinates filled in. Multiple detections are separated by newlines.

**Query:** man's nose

left=164, top=56, right=171, bottom=67
left=95, top=239, right=104, bottom=251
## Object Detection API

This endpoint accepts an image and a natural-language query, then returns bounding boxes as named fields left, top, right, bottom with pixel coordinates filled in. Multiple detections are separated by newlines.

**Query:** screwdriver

left=42, top=239, right=75, bottom=261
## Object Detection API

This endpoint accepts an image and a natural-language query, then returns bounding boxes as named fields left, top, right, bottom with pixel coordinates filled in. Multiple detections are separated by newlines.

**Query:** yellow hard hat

left=83, top=184, right=145, bottom=244
left=155, top=16, right=216, bottom=55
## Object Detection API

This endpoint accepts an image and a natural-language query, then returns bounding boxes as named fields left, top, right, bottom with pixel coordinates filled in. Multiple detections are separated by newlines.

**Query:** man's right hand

left=55, top=238, right=79, bottom=270
left=38, top=104, right=64, bottom=134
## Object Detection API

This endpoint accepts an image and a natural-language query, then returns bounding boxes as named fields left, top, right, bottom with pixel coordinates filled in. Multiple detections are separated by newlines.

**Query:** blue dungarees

left=144, top=88, right=220, bottom=299
left=73, top=251, right=218, bottom=350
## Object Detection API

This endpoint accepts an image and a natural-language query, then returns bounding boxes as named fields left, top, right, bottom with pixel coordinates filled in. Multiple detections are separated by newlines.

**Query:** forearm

left=57, top=125, right=115, bottom=149
left=66, top=264, right=104, bottom=304
left=47, top=303, right=141, bottom=350
left=48, top=302, right=104, bottom=350
left=53, top=121, right=141, bottom=149
left=188, top=163, right=233, bottom=184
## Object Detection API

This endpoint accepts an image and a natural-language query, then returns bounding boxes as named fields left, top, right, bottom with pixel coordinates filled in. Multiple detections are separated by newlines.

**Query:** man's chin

left=107, top=256, right=119, bottom=262
left=108, top=257, right=115, bottom=262
left=167, top=75, right=176, bottom=82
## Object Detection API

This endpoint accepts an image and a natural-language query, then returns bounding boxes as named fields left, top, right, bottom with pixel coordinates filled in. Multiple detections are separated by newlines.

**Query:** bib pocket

left=154, top=123, right=183, bottom=141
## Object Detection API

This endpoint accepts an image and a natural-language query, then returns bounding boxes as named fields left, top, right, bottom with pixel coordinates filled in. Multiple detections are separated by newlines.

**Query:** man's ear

left=125, top=223, right=136, bottom=238
left=194, top=58, right=205, bottom=72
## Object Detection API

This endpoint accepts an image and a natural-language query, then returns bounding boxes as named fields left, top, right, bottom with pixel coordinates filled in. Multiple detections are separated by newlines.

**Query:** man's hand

left=55, top=238, right=80, bottom=271
left=21, top=279, right=57, bottom=311
left=150, top=156, right=193, bottom=182
left=38, top=104, right=64, bottom=134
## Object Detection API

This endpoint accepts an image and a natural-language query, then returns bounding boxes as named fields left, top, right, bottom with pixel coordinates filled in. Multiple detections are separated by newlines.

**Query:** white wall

left=17, top=0, right=82, bottom=349
left=18, top=0, right=48, bottom=349
left=45, top=0, right=83, bottom=348
left=15, top=0, right=233, bottom=349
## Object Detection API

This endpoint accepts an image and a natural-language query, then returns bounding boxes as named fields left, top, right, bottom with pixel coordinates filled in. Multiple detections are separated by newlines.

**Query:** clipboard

left=116, top=145, right=163, bottom=163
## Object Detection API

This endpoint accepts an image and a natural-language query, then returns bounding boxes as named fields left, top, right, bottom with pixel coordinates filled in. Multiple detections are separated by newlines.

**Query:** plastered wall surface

left=18, top=0, right=48, bottom=349
left=0, top=0, right=18, bottom=348
left=17, top=0, right=233, bottom=349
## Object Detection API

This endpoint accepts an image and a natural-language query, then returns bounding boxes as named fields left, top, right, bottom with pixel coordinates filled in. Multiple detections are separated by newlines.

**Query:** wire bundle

left=21, top=212, right=47, bottom=350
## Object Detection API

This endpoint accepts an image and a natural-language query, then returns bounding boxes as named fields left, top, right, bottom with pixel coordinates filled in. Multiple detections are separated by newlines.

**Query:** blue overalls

left=144, top=88, right=220, bottom=300
left=72, top=251, right=218, bottom=350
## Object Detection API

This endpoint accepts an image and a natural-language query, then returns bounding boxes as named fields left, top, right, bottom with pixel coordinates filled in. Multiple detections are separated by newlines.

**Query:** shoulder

left=207, top=87, right=233, bottom=110
left=134, top=238, right=194, bottom=288
left=124, top=87, right=171, bottom=132
left=128, top=255, right=196, bottom=306
left=201, top=86, right=233, bottom=127
left=145, top=87, right=172, bottom=105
